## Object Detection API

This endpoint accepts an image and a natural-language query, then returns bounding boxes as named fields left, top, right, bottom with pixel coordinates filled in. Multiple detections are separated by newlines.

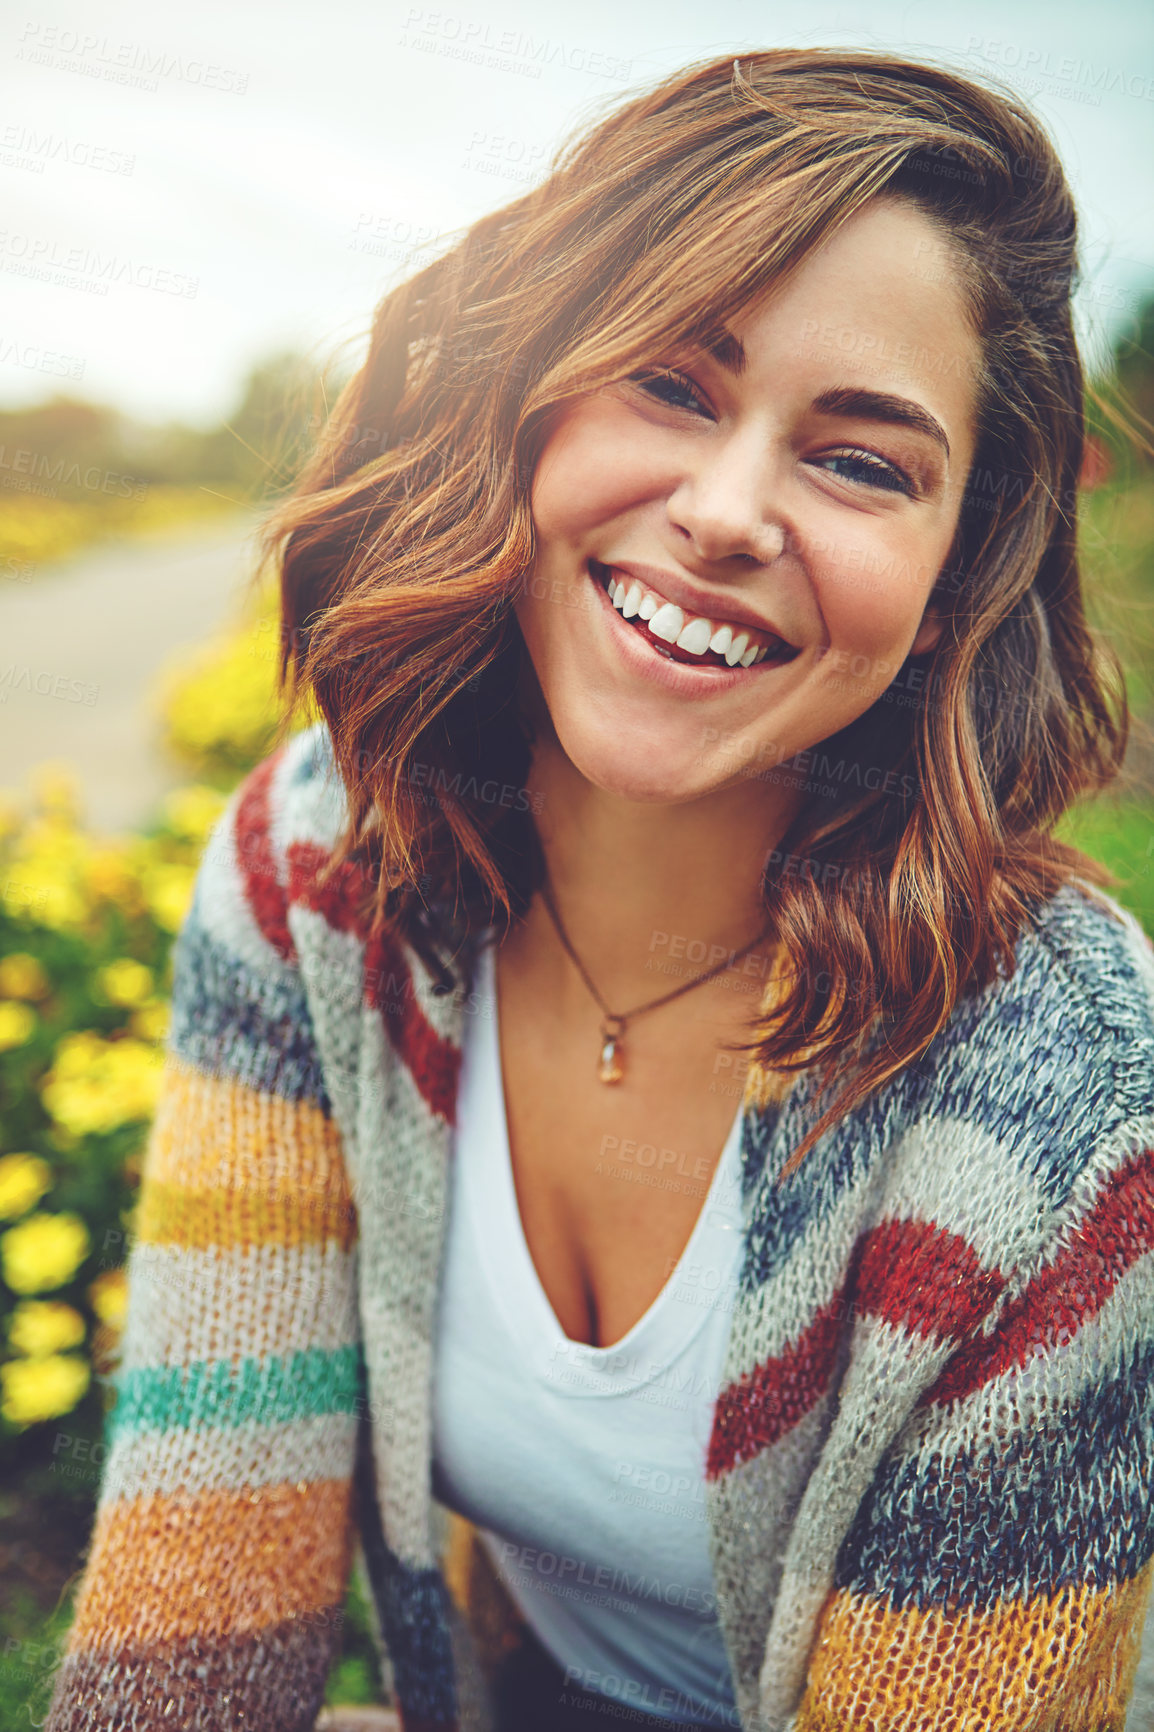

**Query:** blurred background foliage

left=0, top=348, right=341, bottom=568
left=0, top=307, right=1153, bottom=1721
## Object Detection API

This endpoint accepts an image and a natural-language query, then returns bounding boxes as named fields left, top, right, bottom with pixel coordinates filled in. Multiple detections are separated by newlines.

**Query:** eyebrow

left=812, top=386, right=951, bottom=460
left=704, top=331, right=952, bottom=460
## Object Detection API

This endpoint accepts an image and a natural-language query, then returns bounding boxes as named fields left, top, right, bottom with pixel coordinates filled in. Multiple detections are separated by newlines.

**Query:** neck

left=513, top=728, right=803, bottom=1018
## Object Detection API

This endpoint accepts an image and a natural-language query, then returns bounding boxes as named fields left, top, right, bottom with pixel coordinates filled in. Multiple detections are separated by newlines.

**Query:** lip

left=597, top=558, right=798, bottom=648
left=587, top=561, right=800, bottom=696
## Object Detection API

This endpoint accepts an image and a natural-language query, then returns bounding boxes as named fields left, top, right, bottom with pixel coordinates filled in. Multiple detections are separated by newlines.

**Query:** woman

left=44, top=47, right=1154, bottom=1732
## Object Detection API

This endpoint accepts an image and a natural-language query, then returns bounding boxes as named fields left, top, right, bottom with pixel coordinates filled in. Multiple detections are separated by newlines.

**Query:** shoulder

left=161, top=725, right=353, bottom=1108
left=1024, top=877, right=1154, bottom=1073
left=960, top=877, right=1153, bottom=1103
left=188, top=723, right=356, bottom=959
left=896, top=878, right=1154, bottom=1237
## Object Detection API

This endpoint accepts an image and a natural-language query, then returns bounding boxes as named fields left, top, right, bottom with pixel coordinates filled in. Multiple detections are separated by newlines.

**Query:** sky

left=1, top=0, right=1151, bottom=427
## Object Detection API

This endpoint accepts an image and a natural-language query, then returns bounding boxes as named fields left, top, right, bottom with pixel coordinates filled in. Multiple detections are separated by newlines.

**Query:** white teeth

left=676, top=617, right=714, bottom=655
left=648, top=602, right=685, bottom=644
left=598, top=564, right=790, bottom=666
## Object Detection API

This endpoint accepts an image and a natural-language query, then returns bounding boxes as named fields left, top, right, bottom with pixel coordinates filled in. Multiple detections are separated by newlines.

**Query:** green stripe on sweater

left=107, top=1344, right=366, bottom=1439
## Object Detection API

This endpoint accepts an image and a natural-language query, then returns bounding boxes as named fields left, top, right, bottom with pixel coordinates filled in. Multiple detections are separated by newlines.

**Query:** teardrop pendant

left=598, top=1014, right=626, bottom=1085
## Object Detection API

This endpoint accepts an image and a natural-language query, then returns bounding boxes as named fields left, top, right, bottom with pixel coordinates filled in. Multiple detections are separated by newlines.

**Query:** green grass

left=1056, top=797, right=1154, bottom=936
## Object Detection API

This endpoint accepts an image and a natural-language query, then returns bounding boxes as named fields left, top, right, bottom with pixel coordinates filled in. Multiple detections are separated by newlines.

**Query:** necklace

left=538, top=880, right=773, bottom=1085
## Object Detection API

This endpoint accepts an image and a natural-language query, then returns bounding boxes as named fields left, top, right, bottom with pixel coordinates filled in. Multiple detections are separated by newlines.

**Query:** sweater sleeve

left=43, top=756, right=364, bottom=1732
left=789, top=1120, right=1154, bottom=1731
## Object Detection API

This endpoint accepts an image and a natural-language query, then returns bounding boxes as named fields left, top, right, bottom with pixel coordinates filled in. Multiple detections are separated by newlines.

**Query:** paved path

left=0, top=512, right=266, bottom=832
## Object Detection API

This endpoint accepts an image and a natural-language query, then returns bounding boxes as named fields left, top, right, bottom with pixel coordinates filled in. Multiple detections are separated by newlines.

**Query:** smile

left=588, top=559, right=801, bottom=672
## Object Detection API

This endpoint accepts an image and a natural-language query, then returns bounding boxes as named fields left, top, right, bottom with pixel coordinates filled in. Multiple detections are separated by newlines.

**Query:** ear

left=910, top=608, right=944, bottom=658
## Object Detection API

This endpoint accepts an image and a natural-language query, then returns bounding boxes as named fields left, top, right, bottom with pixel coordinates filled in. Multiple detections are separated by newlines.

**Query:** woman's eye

left=628, top=368, right=712, bottom=416
left=819, top=450, right=915, bottom=496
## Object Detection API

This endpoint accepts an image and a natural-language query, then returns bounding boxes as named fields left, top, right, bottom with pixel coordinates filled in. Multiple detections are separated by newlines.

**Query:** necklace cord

left=538, top=880, right=773, bottom=1028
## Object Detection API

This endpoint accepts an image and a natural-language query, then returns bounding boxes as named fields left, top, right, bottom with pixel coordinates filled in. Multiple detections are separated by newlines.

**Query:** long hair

left=259, top=47, right=1130, bottom=1176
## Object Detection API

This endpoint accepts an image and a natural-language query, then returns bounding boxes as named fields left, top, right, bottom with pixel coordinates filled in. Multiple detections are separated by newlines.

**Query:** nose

left=666, top=427, right=786, bottom=566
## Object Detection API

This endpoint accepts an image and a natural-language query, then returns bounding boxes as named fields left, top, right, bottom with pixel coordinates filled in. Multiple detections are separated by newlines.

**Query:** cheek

left=531, top=412, right=661, bottom=546
left=811, top=519, right=951, bottom=653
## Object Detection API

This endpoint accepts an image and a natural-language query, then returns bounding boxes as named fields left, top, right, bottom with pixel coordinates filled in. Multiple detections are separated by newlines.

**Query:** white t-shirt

left=431, top=935, right=746, bottom=1728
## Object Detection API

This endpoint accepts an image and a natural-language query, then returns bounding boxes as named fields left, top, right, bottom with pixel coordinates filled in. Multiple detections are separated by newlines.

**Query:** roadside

left=0, top=510, right=266, bottom=832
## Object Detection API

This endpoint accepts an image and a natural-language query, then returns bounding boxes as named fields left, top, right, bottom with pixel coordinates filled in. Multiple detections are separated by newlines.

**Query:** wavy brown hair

left=259, top=47, right=1132, bottom=1176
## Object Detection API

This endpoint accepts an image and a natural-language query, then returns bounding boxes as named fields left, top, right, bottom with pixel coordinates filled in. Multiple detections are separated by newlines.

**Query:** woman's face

left=516, top=197, right=981, bottom=805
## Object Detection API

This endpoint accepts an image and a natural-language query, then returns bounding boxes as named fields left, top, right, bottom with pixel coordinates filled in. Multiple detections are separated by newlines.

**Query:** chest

left=491, top=940, right=754, bottom=1350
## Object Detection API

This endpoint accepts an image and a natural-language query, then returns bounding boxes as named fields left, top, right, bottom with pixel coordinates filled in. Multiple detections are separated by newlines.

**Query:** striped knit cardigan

left=43, top=721, right=1154, bottom=1732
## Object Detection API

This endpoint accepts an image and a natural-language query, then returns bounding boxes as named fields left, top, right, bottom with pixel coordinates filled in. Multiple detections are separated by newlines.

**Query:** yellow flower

left=142, top=863, right=196, bottom=933
left=0, top=1001, right=37, bottom=1050
left=8, top=1298, right=86, bottom=1355
left=41, top=1031, right=163, bottom=1135
left=0, top=953, right=51, bottom=1000
left=30, top=762, right=81, bottom=823
left=0, top=1152, right=52, bottom=1220
left=87, top=1266, right=127, bottom=1327
left=95, top=959, right=154, bottom=1008
left=0, top=1353, right=90, bottom=1426
left=130, top=998, right=171, bottom=1043
left=85, top=845, right=141, bottom=908
left=161, top=784, right=227, bottom=842
left=2, top=822, right=91, bottom=931
left=1, top=1210, right=89, bottom=1293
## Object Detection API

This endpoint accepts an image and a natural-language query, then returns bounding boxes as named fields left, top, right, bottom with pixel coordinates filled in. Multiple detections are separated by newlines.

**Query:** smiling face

left=515, top=197, right=982, bottom=806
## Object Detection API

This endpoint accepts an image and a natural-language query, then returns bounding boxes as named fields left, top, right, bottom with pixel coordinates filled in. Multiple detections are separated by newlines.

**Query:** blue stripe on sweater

left=354, top=1416, right=459, bottom=1725
left=736, top=887, right=1143, bottom=1300
left=835, top=1339, right=1154, bottom=1608
left=168, top=905, right=332, bottom=1111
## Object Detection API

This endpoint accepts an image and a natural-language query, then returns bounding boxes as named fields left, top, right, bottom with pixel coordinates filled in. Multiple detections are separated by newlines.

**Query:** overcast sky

left=2, top=0, right=1151, bottom=426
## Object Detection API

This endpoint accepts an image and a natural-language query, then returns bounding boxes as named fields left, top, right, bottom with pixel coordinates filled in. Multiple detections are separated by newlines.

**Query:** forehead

left=728, top=199, right=982, bottom=447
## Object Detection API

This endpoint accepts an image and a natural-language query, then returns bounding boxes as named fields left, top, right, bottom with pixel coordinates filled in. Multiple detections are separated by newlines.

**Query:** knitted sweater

left=43, top=722, right=1154, bottom=1732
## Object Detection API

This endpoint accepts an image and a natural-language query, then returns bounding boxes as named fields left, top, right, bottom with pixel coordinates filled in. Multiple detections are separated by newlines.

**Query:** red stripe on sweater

left=286, top=839, right=372, bottom=935
left=706, top=1294, right=845, bottom=1476
left=287, top=839, right=462, bottom=1127
left=855, top=1216, right=1006, bottom=1340
left=365, top=924, right=462, bottom=1127
left=234, top=750, right=295, bottom=961
left=706, top=1218, right=1003, bottom=1478
left=928, top=1145, right=1154, bottom=1408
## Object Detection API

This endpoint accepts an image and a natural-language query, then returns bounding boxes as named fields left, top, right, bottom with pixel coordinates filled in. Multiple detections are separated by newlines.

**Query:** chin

left=557, top=716, right=717, bottom=805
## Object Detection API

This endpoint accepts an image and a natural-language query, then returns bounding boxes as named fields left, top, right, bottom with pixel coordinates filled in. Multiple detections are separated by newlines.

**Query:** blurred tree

left=0, top=348, right=349, bottom=510
left=1112, top=296, right=1154, bottom=458
left=1088, top=292, right=1154, bottom=478
left=181, top=349, right=343, bottom=501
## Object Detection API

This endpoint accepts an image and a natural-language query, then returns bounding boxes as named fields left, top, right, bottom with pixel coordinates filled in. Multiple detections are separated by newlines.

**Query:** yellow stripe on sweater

left=64, top=1476, right=355, bottom=1645
left=794, top=1559, right=1154, bottom=1730
left=134, top=1060, right=356, bottom=1251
